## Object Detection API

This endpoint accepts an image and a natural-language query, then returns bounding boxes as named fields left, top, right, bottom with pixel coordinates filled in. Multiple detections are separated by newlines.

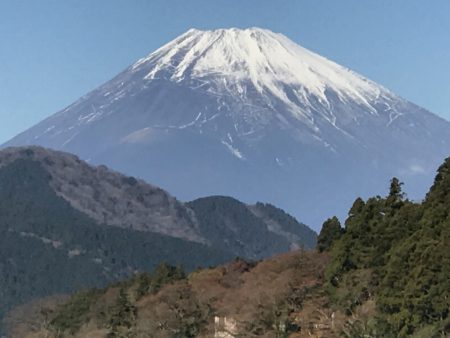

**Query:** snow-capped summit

left=134, top=27, right=382, bottom=104
left=4, top=28, right=450, bottom=229
left=130, top=27, right=388, bottom=133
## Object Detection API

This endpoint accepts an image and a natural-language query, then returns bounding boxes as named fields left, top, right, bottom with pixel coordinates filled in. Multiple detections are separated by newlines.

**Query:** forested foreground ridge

left=4, top=159, right=449, bottom=337
left=322, top=158, right=450, bottom=337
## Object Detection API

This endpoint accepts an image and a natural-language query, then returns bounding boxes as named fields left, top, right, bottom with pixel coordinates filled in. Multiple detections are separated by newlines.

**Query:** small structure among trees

left=214, top=316, right=238, bottom=338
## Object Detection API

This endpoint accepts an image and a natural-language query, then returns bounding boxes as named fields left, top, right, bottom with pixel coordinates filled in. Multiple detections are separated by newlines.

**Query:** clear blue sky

left=1, top=0, right=449, bottom=143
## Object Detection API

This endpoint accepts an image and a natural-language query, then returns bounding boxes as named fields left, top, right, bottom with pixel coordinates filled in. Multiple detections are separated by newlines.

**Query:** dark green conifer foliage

left=348, top=197, right=365, bottom=216
left=386, top=177, right=405, bottom=209
left=135, top=263, right=186, bottom=298
left=107, top=287, right=137, bottom=336
left=325, top=159, right=450, bottom=337
left=317, top=216, right=342, bottom=252
left=50, top=289, right=104, bottom=333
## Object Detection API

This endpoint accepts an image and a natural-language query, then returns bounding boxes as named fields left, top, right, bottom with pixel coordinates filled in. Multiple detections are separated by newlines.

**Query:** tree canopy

left=324, top=161, right=450, bottom=336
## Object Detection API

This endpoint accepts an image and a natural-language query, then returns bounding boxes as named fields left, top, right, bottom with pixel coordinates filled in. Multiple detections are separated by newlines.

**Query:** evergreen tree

left=317, top=216, right=342, bottom=252
left=325, top=166, right=450, bottom=336
left=348, top=197, right=365, bottom=217
left=107, top=287, right=137, bottom=336
left=386, top=177, right=405, bottom=207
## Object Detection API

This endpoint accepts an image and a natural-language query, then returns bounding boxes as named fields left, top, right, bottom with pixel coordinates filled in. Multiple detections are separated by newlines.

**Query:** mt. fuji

left=4, top=28, right=450, bottom=228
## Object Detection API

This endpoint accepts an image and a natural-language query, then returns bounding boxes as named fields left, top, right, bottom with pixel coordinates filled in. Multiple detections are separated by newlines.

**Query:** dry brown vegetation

left=3, top=295, right=69, bottom=338
left=5, top=250, right=373, bottom=338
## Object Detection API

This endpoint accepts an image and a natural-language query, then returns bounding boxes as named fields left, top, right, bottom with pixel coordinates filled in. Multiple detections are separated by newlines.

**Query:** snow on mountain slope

left=134, top=28, right=382, bottom=108
left=4, top=28, right=450, bottom=229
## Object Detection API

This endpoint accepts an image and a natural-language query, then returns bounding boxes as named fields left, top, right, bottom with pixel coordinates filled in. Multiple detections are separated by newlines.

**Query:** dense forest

left=322, top=159, right=450, bottom=336
left=187, top=196, right=316, bottom=259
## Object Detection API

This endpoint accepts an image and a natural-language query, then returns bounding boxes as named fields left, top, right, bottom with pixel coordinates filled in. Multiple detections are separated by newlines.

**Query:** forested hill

left=187, top=197, right=317, bottom=259
left=0, top=146, right=315, bottom=255
left=322, top=157, right=450, bottom=336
